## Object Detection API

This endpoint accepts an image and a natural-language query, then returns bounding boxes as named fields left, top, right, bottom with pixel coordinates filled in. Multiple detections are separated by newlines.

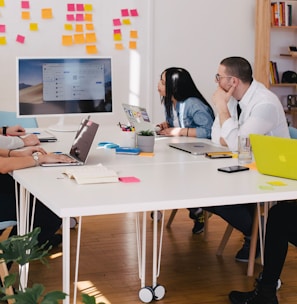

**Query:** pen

left=32, top=132, right=40, bottom=134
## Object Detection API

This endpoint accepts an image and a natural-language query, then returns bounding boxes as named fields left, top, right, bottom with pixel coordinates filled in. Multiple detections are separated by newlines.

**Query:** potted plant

left=0, top=227, right=102, bottom=304
left=136, top=130, right=155, bottom=152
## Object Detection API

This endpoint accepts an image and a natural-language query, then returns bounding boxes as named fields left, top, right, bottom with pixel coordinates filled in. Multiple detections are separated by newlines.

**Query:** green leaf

left=81, top=293, right=96, bottom=304
left=41, top=290, right=67, bottom=304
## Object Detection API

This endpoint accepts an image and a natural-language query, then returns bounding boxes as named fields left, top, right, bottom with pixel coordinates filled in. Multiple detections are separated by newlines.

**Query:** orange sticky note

left=86, top=45, right=98, bottom=54
left=130, top=30, right=138, bottom=39
left=62, top=35, right=73, bottom=46
left=42, top=8, right=53, bottom=19
left=85, top=23, right=94, bottom=31
left=115, top=43, right=124, bottom=50
left=21, top=11, right=30, bottom=20
left=85, top=33, right=96, bottom=43
left=129, top=41, right=137, bottom=49
left=85, top=13, right=92, bottom=22
left=75, top=24, right=84, bottom=32
left=74, top=33, right=85, bottom=44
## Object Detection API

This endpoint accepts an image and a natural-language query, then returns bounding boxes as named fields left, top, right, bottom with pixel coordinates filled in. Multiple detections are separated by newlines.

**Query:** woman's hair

left=220, top=57, right=253, bottom=84
left=160, top=67, right=214, bottom=119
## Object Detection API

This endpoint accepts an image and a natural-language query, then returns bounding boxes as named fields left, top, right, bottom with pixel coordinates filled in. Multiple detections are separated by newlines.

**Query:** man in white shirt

left=205, top=57, right=290, bottom=262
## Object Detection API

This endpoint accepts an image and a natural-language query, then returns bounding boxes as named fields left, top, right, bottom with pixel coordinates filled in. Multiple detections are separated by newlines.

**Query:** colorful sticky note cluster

left=113, top=8, right=139, bottom=50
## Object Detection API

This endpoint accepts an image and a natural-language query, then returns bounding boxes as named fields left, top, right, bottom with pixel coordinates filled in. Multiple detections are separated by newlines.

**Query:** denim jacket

left=166, top=97, right=214, bottom=138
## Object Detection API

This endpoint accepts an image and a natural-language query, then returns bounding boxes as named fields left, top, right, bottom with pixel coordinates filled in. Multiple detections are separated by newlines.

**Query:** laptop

left=122, top=103, right=160, bottom=132
left=168, top=142, right=230, bottom=155
left=41, top=118, right=99, bottom=167
left=250, top=133, right=297, bottom=180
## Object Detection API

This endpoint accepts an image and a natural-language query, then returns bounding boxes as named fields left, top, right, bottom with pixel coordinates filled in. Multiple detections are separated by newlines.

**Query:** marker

left=53, top=151, right=63, bottom=154
left=32, top=132, right=40, bottom=134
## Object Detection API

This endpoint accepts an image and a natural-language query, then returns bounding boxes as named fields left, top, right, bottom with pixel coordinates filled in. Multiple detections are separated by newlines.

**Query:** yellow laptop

left=250, top=134, right=297, bottom=180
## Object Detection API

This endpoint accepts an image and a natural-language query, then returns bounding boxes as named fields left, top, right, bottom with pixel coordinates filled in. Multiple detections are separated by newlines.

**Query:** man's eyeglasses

left=215, top=74, right=233, bottom=82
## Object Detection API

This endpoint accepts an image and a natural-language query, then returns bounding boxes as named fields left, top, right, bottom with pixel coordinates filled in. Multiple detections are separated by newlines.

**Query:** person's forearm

left=0, top=155, right=36, bottom=173
left=0, top=136, right=24, bottom=149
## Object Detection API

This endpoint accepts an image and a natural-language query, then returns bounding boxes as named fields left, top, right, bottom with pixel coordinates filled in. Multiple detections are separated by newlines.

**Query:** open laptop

left=250, top=133, right=297, bottom=180
left=168, top=141, right=230, bottom=155
left=122, top=103, right=160, bottom=132
left=41, top=118, right=99, bottom=167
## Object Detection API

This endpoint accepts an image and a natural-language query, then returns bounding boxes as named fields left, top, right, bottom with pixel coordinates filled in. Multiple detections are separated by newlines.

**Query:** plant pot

left=136, top=134, right=155, bottom=152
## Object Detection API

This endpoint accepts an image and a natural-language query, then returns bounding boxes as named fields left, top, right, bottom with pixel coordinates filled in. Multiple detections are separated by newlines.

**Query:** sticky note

left=129, top=41, right=137, bottom=49
left=122, top=18, right=131, bottom=25
left=42, top=8, right=53, bottom=19
left=86, top=45, right=98, bottom=54
left=0, top=36, right=7, bottom=45
left=76, top=4, right=84, bottom=11
left=21, top=11, right=30, bottom=20
left=139, top=152, right=154, bottom=157
left=85, top=23, right=94, bottom=31
left=130, top=30, right=138, bottom=39
left=66, top=14, right=75, bottom=21
left=121, top=9, right=129, bottom=17
left=84, top=4, right=93, bottom=11
left=113, top=19, right=121, bottom=26
left=74, top=33, right=85, bottom=44
left=67, top=4, right=75, bottom=11
left=76, top=13, right=84, bottom=21
left=115, top=43, right=124, bottom=50
left=62, top=35, right=73, bottom=46
left=85, top=32, right=96, bottom=43
left=85, top=14, right=92, bottom=22
left=75, top=24, right=84, bottom=32
left=130, top=9, right=139, bottom=17
left=64, top=24, right=73, bottom=31
left=0, top=0, right=5, bottom=7
left=21, top=1, right=30, bottom=9
left=267, top=181, right=287, bottom=186
left=119, top=176, right=140, bottom=183
left=0, top=24, right=5, bottom=33
left=16, top=34, right=25, bottom=43
left=29, top=23, right=38, bottom=31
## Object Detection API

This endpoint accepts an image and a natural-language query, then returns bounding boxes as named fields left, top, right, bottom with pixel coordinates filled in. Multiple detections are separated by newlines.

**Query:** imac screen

left=17, top=57, right=112, bottom=117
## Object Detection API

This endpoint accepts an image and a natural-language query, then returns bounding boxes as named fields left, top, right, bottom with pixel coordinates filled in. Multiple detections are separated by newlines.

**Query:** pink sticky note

left=67, top=4, right=75, bottom=11
left=114, top=29, right=121, bottom=34
left=76, top=4, right=84, bottom=11
left=119, top=177, right=140, bottom=183
left=66, top=14, right=75, bottom=21
left=121, top=9, right=129, bottom=17
left=0, top=24, right=5, bottom=33
left=130, top=9, right=139, bottom=17
left=113, top=18, right=121, bottom=26
left=16, top=34, right=25, bottom=44
left=76, top=13, right=84, bottom=21
left=21, top=1, right=30, bottom=9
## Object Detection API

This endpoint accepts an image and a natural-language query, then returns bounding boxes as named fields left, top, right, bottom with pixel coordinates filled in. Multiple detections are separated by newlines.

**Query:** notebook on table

left=168, top=142, right=230, bottom=155
left=122, top=103, right=160, bottom=132
left=250, top=133, right=297, bottom=180
left=41, top=118, right=99, bottom=167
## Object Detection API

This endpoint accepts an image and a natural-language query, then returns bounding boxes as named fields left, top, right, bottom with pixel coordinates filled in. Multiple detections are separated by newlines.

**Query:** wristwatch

left=32, top=152, right=40, bottom=166
left=2, top=126, right=8, bottom=136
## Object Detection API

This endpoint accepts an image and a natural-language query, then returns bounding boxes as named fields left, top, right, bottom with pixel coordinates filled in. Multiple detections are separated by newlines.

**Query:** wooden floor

left=20, top=209, right=297, bottom=304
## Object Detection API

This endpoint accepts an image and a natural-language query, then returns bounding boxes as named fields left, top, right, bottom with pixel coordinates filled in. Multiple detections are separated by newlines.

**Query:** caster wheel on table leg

left=153, top=284, right=166, bottom=300
left=139, top=286, right=154, bottom=303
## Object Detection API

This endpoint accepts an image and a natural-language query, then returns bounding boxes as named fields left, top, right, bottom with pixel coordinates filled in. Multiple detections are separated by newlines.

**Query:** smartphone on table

left=217, top=165, right=249, bottom=173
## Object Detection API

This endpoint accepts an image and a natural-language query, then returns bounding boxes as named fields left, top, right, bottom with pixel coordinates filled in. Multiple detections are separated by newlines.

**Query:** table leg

left=62, top=217, right=70, bottom=304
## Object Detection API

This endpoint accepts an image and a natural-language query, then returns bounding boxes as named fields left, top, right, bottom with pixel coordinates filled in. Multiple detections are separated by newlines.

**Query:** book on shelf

left=271, top=2, right=293, bottom=26
left=63, top=164, right=119, bottom=184
left=269, top=61, right=280, bottom=84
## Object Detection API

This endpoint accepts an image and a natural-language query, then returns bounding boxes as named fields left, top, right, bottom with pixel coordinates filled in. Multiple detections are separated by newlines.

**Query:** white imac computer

left=16, top=57, right=112, bottom=131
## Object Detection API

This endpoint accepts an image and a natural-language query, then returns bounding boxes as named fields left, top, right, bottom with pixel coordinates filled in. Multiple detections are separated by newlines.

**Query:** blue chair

left=289, top=126, right=297, bottom=139
left=0, top=111, right=38, bottom=128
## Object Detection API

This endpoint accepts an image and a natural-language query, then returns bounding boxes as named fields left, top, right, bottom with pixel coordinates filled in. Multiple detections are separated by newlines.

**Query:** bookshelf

left=255, top=0, right=297, bottom=127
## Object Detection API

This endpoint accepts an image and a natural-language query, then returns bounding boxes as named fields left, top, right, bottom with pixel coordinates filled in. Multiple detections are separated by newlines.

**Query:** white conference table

left=12, top=126, right=297, bottom=303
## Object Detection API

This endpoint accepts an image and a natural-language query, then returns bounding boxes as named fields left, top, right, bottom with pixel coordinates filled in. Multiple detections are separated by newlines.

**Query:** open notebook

left=250, top=133, right=297, bottom=180
left=41, top=118, right=99, bottom=167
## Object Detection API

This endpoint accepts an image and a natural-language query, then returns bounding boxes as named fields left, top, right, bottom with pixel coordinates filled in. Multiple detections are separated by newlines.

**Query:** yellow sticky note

left=129, top=41, right=137, bottom=49
left=29, top=23, right=38, bottom=31
left=0, top=36, right=7, bottom=45
left=85, top=23, right=94, bottom=31
left=115, top=43, right=124, bottom=50
left=84, top=4, right=93, bottom=11
left=42, top=8, right=53, bottom=19
left=113, top=33, right=122, bottom=41
left=86, top=45, right=98, bottom=54
left=130, top=30, right=138, bottom=39
left=122, top=18, right=131, bottom=25
left=21, top=11, right=30, bottom=20
left=85, top=33, right=96, bottom=43
left=0, top=0, right=5, bottom=7
left=62, top=35, right=73, bottom=46
left=64, top=24, right=73, bottom=31
left=267, top=181, right=287, bottom=186
left=74, top=33, right=85, bottom=44
left=75, top=24, right=84, bottom=32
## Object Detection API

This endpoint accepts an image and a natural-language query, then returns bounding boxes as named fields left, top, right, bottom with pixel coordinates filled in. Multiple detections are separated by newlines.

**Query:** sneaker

left=189, top=208, right=204, bottom=234
left=235, top=237, right=260, bottom=263
left=229, top=282, right=278, bottom=304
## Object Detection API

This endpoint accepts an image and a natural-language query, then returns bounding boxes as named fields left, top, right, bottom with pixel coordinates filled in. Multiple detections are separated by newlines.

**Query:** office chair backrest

left=0, top=111, right=38, bottom=128
left=289, top=126, right=297, bottom=139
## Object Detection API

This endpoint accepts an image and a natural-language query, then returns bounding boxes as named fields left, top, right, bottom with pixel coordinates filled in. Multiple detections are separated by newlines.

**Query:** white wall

left=0, top=0, right=255, bottom=128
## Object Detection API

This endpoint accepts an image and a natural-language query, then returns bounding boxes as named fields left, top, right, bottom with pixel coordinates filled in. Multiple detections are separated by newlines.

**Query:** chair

left=289, top=126, right=297, bottom=139
left=0, top=111, right=38, bottom=128
left=0, top=220, right=17, bottom=304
